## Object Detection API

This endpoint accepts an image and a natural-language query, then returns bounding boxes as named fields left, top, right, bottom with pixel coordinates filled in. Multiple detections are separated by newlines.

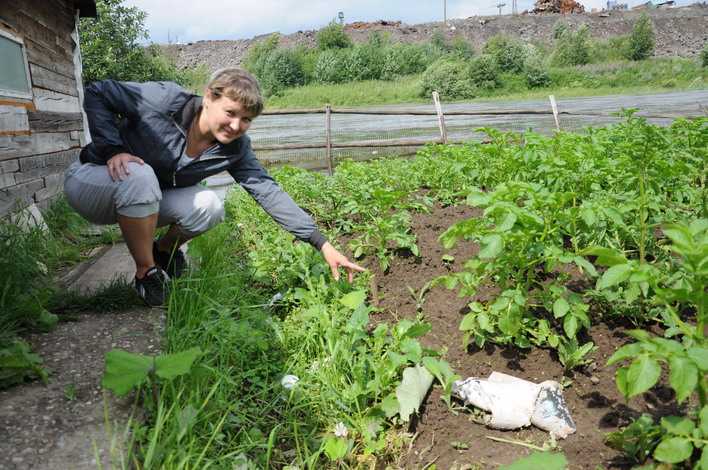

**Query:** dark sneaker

left=153, top=241, right=187, bottom=278
left=134, top=266, right=170, bottom=307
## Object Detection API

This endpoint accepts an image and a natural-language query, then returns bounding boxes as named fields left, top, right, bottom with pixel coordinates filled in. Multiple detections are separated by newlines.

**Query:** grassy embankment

left=265, top=57, right=707, bottom=109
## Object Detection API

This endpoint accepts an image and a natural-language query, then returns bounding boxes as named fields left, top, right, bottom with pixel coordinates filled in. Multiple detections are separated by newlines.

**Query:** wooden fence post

left=432, top=91, right=448, bottom=144
left=325, top=104, right=333, bottom=176
left=549, top=95, right=560, bottom=131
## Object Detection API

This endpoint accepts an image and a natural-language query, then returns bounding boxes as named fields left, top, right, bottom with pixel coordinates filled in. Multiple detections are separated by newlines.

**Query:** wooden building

left=0, top=0, right=96, bottom=219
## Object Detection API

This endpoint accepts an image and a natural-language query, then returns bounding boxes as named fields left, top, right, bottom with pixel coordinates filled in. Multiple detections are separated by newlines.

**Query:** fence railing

left=249, top=93, right=681, bottom=175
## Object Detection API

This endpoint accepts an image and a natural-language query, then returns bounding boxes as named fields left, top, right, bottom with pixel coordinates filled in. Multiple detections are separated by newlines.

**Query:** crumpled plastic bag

left=452, top=371, right=576, bottom=439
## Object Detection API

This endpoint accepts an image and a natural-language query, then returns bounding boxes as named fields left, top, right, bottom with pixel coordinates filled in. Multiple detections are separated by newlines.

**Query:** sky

left=123, top=0, right=694, bottom=44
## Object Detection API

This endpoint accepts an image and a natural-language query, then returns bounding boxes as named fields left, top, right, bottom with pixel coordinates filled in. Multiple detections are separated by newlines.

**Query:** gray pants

left=64, top=161, right=225, bottom=236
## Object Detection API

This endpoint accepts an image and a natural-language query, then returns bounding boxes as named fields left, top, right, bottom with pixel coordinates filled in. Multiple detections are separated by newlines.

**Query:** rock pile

left=159, top=5, right=708, bottom=73
left=532, top=0, right=585, bottom=14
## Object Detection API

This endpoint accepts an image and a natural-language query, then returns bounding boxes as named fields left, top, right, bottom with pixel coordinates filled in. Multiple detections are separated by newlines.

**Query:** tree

left=624, top=13, right=655, bottom=61
left=79, top=0, right=183, bottom=83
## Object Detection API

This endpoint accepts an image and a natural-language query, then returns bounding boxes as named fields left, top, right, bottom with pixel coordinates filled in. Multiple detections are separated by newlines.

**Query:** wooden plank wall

left=0, top=0, right=85, bottom=216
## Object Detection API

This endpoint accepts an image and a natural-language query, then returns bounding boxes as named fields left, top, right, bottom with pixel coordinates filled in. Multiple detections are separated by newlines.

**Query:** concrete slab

left=70, top=243, right=135, bottom=294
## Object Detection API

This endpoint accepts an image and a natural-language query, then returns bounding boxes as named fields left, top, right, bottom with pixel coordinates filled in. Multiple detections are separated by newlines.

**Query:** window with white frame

left=0, top=29, right=32, bottom=100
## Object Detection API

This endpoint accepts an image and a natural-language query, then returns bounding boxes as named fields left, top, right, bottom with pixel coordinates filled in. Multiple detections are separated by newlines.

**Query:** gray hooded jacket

left=79, top=79, right=326, bottom=249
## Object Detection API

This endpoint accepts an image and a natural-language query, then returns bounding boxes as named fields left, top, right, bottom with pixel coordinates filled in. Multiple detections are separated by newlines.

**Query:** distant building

left=632, top=0, right=675, bottom=9
left=607, top=1, right=629, bottom=10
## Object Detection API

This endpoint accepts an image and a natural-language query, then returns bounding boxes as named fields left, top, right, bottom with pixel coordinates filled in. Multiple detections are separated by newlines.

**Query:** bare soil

left=356, top=203, right=684, bottom=469
left=0, top=308, right=163, bottom=470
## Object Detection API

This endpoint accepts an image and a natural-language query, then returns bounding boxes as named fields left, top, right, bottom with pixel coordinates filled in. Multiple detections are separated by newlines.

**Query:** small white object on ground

left=452, top=372, right=576, bottom=439
left=268, top=292, right=284, bottom=308
left=334, top=422, right=348, bottom=438
left=281, top=374, right=299, bottom=390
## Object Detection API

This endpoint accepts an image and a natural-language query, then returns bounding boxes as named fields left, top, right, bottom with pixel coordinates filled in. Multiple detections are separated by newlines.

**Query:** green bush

left=259, top=48, right=305, bottom=96
left=313, top=49, right=349, bottom=83
left=702, top=43, right=708, bottom=67
left=430, top=30, right=448, bottom=53
left=316, top=21, right=352, bottom=50
left=367, top=31, right=389, bottom=49
left=624, top=13, right=655, bottom=61
left=552, top=21, right=569, bottom=40
left=243, top=34, right=280, bottom=79
left=469, top=54, right=501, bottom=89
left=449, top=35, right=475, bottom=59
left=483, top=35, right=526, bottom=73
left=524, top=56, right=551, bottom=88
left=553, top=25, right=591, bottom=66
left=343, top=44, right=385, bottom=81
left=589, top=35, right=629, bottom=63
left=420, top=58, right=476, bottom=100
left=292, top=46, right=319, bottom=83
left=381, top=43, right=431, bottom=80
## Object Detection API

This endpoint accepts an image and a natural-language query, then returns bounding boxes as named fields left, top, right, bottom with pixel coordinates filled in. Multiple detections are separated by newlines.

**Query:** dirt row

left=355, top=204, right=682, bottom=469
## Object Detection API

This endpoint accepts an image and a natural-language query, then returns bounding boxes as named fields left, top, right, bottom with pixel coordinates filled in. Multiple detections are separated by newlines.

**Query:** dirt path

left=0, top=242, right=164, bottom=470
left=0, top=308, right=163, bottom=470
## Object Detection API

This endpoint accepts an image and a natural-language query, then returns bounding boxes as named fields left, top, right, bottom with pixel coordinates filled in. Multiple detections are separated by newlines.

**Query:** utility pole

left=443, top=0, right=447, bottom=24
left=495, top=2, right=506, bottom=15
left=512, top=0, right=518, bottom=14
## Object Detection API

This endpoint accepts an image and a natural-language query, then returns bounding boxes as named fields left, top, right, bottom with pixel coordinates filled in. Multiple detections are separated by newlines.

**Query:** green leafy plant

left=483, top=35, right=526, bottom=73
left=605, top=414, right=662, bottom=464
left=349, top=210, right=419, bottom=272
left=552, top=25, right=590, bottom=66
left=258, top=47, right=305, bottom=96
left=80, top=0, right=192, bottom=84
left=624, top=13, right=655, bottom=61
left=316, top=21, right=352, bottom=50
left=469, top=54, right=501, bottom=90
left=606, top=220, right=707, bottom=467
left=313, top=48, right=350, bottom=84
left=420, top=58, right=476, bottom=100
left=0, top=340, right=48, bottom=389
left=102, top=347, right=202, bottom=402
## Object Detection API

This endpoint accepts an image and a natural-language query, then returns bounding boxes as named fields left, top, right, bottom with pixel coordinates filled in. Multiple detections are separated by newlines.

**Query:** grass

left=0, top=196, right=132, bottom=389
left=265, top=75, right=422, bottom=109
left=265, top=57, right=707, bottom=110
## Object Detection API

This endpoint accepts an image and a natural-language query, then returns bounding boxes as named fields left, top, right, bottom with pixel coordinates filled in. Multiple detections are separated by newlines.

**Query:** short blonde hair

left=206, top=67, right=264, bottom=116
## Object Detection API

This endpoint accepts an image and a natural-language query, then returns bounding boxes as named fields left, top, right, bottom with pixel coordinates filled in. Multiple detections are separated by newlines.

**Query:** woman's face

left=202, top=91, right=255, bottom=144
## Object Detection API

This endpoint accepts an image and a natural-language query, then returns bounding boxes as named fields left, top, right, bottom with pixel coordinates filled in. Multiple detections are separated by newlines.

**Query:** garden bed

left=361, top=203, right=684, bottom=469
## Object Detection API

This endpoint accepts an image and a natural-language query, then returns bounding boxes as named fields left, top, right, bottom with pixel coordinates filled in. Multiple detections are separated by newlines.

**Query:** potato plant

left=97, top=114, right=705, bottom=468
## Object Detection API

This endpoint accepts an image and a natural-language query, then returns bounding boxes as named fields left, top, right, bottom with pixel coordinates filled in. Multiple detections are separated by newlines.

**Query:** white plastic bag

left=452, top=372, right=576, bottom=439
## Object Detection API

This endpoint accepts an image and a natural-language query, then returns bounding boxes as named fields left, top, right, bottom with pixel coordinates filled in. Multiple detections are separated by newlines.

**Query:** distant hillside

left=160, top=4, right=708, bottom=73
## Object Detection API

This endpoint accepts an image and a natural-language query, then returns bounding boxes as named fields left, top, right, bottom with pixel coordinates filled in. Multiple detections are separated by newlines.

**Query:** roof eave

left=73, top=0, right=97, bottom=18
